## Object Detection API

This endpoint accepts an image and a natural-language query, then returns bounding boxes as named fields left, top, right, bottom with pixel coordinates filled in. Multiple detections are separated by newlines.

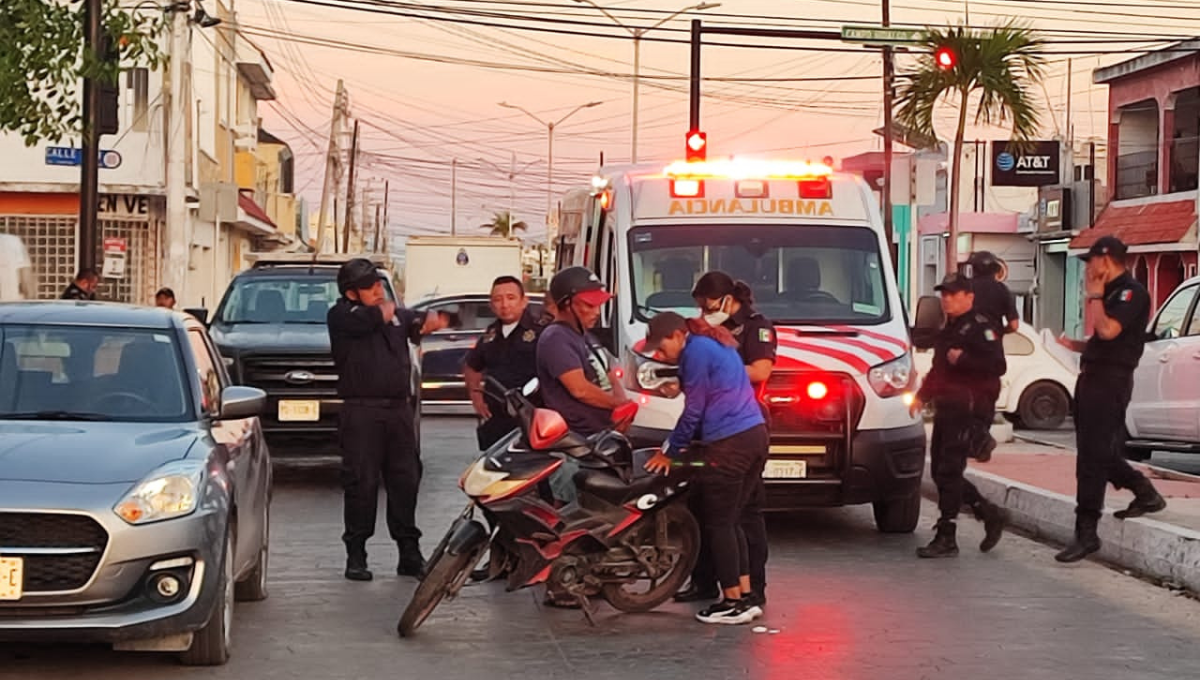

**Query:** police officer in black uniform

left=1055, top=236, right=1166, bottom=563
left=964, top=251, right=1020, bottom=462
left=911, top=273, right=1010, bottom=558
left=463, top=275, right=543, bottom=450
left=674, top=271, right=776, bottom=609
left=328, top=258, right=447, bottom=581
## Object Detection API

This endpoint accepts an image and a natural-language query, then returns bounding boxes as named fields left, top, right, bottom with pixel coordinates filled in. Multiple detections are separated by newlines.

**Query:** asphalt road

left=3, top=417, right=1199, bottom=680
left=1015, top=420, right=1200, bottom=475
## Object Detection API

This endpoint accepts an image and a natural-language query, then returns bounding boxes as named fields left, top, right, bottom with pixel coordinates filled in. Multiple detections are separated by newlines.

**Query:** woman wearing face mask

left=673, top=270, right=776, bottom=611
left=643, top=312, right=768, bottom=624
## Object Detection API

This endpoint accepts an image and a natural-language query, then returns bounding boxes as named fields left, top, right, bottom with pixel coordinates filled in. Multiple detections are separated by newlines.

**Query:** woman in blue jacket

left=643, top=312, right=768, bottom=625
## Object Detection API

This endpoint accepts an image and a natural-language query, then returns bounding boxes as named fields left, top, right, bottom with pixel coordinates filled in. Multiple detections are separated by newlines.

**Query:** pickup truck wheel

left=1017, top=381, right=1070, bottom=431
left=873, top=493, right=920, bottom=534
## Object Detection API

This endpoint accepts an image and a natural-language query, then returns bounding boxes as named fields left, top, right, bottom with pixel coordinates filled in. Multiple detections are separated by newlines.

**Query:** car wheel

left=873, top=493, right=921, bottom=533
left=180, top=532, right=234, bottom=666
left=235, top=504, right=269, bottom=602
left=1017, top=381, right=1070, bottom=430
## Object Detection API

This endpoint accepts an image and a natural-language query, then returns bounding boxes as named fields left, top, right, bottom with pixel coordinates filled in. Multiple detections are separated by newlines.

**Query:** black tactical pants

left=339, top=400, right=423, bottom=552
left=1074, top=370, right=1147, bottom=521
left=931, top=397, right=985, bottom=522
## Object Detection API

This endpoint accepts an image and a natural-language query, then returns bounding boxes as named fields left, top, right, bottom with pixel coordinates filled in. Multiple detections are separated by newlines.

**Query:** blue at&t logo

left=996, top=152, right=1016, bottom=172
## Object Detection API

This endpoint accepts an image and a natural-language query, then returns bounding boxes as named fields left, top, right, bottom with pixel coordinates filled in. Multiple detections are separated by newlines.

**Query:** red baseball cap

left=574, top=288, right=613, bottom=307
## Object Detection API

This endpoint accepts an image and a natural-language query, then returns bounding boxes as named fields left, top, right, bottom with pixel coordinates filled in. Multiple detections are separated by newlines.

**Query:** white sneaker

left=696, top=599, right=758, bottom=625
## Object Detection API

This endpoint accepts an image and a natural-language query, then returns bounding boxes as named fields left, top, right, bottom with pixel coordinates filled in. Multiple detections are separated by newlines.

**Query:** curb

left=920, top=466, right=1200, bottom=593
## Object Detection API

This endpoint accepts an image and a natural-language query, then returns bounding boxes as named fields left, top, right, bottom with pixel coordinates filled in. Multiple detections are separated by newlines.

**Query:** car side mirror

left=218, top=385, right=266, bottom=420
left=910, top=295, right=945, bottom=350
left=184, top=307, right=209, bottom=325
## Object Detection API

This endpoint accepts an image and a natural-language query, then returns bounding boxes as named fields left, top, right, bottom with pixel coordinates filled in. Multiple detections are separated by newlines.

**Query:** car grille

left=240, top=354, right=339, bottom=392
left=0, top=513, right=108, bottom=592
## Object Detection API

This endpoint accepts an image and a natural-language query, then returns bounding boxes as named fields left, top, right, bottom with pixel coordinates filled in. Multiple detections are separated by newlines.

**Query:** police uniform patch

left=1119, top=289, right=1133, bottom=302
left=522, top=329, right=536, bottom=343
left=759, top=328, right=772, bottom=343
left=984, top=329, right=997, bottom=341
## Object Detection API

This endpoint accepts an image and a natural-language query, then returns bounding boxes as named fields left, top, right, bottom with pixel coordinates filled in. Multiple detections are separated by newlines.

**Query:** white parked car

left=914, top=321, right=1078, bottom=430
left=1126, top=276, right=1200, bottom=458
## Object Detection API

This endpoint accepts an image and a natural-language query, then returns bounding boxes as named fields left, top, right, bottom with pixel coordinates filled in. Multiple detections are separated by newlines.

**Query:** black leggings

left=691, top=425, right=769, bottom=592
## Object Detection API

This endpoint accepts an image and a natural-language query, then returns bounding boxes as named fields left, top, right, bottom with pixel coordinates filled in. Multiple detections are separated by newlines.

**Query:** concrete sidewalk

left=920, top=437, right=1200, bottom=593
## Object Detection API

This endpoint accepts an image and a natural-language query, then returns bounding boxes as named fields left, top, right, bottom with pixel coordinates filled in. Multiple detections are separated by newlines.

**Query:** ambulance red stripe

left=776, top=337, right=872, bottom=373
left=828, top=325, right=908, bottom=349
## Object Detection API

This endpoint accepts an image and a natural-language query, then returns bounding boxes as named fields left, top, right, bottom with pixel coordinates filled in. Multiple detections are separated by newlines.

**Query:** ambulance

left=555, top=149, right=926, bottom=533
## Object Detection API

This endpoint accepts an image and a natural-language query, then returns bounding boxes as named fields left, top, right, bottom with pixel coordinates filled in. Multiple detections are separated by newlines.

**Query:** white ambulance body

left=557, top=159, right=926, bottom=533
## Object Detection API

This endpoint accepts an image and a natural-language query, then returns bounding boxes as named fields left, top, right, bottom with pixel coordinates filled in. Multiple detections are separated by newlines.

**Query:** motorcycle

left=397, top=377, right=699, bottom=637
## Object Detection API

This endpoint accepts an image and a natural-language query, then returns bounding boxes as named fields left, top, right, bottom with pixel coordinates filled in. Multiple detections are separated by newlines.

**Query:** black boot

left=345, top=545, right=373, bottom=581
left=674, top=581, right=720, bottom=603
left=1114, top=479, right=1167, bottom=520
left=1055, top=516, right=1101, bottom=563
left=974, top=500, right=1009, bottom=553
left=397, top=539, right=427, bottom=578
left=916, top=521, right=959, bottom=558
left=970, top=433, right=997, bottom=463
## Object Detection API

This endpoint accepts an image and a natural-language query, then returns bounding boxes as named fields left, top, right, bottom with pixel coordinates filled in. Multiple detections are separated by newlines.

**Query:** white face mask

left=702, top=296, right=731, bottom=327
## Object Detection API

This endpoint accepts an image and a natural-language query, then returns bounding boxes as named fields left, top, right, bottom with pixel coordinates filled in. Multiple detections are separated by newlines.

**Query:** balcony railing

left=1115, top=151, right=1158, bottom=200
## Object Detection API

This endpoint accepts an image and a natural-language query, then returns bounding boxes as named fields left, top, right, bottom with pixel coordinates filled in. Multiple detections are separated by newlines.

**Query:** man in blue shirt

left=643, top=312, right=768, bottom=625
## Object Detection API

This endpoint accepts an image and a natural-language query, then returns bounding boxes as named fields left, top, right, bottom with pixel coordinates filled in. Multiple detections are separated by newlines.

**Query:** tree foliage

left=480, top=211, right=528, bottom=238
left=0, top=0, right=163, bottom=145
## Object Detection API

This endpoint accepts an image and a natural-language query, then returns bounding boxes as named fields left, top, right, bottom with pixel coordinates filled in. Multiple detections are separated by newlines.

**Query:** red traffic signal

left=934, top=45, right=957, bottom=70
left=685, top=130, right=707, bottom=162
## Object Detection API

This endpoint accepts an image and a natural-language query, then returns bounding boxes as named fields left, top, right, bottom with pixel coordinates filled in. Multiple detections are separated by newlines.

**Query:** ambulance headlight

left=868, top=353, right=913, bottom=398
left=632, top=354, right=679, bottom=394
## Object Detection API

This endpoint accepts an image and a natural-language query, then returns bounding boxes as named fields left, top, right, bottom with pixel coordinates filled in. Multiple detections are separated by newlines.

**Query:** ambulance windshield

left=629, top=224, right=890, bottom=325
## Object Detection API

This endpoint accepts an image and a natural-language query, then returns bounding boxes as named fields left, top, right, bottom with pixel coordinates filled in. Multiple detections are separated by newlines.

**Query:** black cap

left=549, top=266, right=611, bottom=307
left=337, top=258, right=385, bottom=294
left=643, top=312, right=689, bottom=353
left=1080, top=235, right=1127, bottom=262
left=934, top=272, right=973, bottom=294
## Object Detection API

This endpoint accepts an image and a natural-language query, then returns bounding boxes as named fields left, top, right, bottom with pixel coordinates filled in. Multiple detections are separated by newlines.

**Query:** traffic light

left=934, top=45, right=957, bottom=71
left=685, top=130, right=707, bottom=163
left=96, top=30, right=120, bottom=136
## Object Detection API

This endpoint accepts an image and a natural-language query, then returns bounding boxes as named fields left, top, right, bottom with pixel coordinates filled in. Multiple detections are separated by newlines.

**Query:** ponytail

left=686, top=316, right=738, bottom=348
left=731, top=281, right=755, bottom=306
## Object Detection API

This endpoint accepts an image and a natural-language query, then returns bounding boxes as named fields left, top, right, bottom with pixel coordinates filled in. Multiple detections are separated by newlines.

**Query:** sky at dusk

left=233, top=0, right=1194, bottom=243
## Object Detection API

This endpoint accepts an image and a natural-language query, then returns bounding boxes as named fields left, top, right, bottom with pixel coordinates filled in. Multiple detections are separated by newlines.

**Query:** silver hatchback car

left=0, top=302, right=271, bottom=665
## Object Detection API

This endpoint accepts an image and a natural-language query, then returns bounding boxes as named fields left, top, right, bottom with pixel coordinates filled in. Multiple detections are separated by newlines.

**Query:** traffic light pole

left=689, top=20, right=701, bottom=130
left=79, top=0, right=103, bottom=273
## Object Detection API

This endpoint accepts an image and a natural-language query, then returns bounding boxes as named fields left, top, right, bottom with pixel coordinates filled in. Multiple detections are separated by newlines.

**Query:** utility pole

left=78, top=0, right=103, bottom=273
left=881, top=0, right=896, bottom=266
left=343, top=119, right=360, bottom=253
left=451, top=158, right=458, bottom=236
left=689, top=20, right=702, bottom=129
left=375, top=180, right=388, bottom=252
left=163, top=2, right=190, bottom=301
left=317, top=80, right=346, bottom=255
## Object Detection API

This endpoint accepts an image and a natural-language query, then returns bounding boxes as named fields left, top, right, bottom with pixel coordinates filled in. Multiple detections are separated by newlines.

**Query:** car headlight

left=868, top=352, right=914, bottom=398
left=114, top=460, right=207, bottom=525
left=632, top=353, right=679, bottom=393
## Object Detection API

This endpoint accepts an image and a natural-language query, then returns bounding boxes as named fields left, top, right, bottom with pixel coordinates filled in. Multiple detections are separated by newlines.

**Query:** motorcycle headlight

left=114, top=460, right=206, bottom=525
left=868, top=352, right=914, bottom=398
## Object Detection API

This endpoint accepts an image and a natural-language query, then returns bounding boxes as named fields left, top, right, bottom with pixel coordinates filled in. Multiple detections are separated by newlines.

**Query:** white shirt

left=0, top=234, right=31, bottom=302
left=501, top=322, right=519, bottom=338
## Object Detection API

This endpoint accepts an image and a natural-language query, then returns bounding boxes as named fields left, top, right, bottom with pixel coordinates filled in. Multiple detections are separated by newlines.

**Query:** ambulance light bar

left=664, top=159, right=834, bottom=180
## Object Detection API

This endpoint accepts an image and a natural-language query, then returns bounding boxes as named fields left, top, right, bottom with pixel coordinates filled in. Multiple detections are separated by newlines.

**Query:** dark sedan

left=0, top=302, right=271, bottom=665
left=410, top=293, right=542, bottom=411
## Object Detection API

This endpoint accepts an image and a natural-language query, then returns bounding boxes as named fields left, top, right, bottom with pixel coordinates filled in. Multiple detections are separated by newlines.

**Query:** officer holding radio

left=328, top=258, right=448, bottom=582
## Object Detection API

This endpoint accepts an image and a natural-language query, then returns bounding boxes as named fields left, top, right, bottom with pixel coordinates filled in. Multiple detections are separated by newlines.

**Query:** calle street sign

left=841, top=25, right=923, bottom=46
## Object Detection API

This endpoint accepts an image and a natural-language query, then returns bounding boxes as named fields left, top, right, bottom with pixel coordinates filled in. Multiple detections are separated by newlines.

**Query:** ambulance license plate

left=278, top=400, right=320, bottom=422
left=763, top=460, right=807, bottom=479
left=0, top=557, right=23, bottom=601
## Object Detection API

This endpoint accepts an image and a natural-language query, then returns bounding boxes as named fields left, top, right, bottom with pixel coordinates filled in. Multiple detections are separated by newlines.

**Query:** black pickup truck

left=193, top=254, right=421, bottom=460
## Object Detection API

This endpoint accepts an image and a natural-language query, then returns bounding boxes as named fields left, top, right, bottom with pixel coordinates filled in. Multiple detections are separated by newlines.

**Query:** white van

left=556, top=159, right=926, bottom=533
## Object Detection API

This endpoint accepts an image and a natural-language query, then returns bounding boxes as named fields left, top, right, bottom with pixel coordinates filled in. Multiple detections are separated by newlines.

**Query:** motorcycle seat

left=573, top=468, right=660, bottom=506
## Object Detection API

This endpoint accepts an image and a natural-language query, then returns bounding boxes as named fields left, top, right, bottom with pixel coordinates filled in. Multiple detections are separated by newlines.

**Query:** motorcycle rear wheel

left=397, top=545, right=481, bottom=637
left=601, top=504, right=699, bottom=613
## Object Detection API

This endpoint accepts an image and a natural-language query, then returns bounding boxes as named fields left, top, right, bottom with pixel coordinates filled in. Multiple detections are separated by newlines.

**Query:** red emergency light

left=798, top=176, right=832, bottom=199
left=685, top=130, right=707, bottom=162
left=934, top=45, right=957, bottom=70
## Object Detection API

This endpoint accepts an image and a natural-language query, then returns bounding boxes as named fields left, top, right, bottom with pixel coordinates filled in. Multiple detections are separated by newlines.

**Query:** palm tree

left=896, top=22, right=1046, bottom=271
left=480, top=211, right=528, bottom=238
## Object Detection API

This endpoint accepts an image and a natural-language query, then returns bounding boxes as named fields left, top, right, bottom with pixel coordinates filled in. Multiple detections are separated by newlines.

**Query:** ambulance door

left=593, top=210, right=619, bottom=354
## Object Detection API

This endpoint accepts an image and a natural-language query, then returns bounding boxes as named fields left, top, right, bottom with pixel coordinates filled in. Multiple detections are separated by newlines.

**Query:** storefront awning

left=1070, top=198, right=1196, bottom=250
left=223, top=193, right=278, bottom=236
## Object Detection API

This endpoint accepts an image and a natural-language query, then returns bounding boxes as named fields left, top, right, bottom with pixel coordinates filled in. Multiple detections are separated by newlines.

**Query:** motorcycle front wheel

left=601, top=503, right=699, bottom=613
left=397, top=543, right=483, bottom=637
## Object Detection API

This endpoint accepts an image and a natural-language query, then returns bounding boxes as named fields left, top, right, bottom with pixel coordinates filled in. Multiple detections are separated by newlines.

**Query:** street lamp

left=498, top=101, right=603, bottom=230
left=573, top=0, right=719, bottom=163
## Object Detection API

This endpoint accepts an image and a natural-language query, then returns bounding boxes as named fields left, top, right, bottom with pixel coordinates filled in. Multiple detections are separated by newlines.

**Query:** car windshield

left=0, top=325, right=192, bottom=422
left=214, top=274, right=342, bottom=324
left=628, top=224, right=891, bottom=325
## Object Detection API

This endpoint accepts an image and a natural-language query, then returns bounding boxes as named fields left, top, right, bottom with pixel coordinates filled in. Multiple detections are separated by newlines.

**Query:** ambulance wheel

left=873, top=493, right=920, bottom=534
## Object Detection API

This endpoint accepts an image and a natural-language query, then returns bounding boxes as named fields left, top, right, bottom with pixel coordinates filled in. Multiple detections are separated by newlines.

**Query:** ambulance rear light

left=798, top=176, right=832, bottom=199
left=599, top=189, right=614, bottom=210
left=670, top=179, right=704, bottom=198
left=735, top=180, right=769, bottom=198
